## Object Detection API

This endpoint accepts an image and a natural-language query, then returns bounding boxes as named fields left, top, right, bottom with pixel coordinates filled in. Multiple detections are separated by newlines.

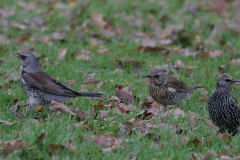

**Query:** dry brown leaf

left=113, top=107, right=122, bottom=115
left=37, top=131, right=48, bottom=144
left=100, top=109, right=111, bottom=118
left=166, top=108, right=185, bottom=119
left=175, top=60, right=186, bottom=68
left=82, top=133, right=123, bottom=152
left=17, top=35, right=29, bottom=43
left=188, top=137, right=200, bottom=147
left=91, top=13, right=106, bottom=29
left=97, top=82, right=104, bottom=89
left=230, top=59, right=240, bottom=65
left=58, top=48, right=67, bottom=60
left=119, top=103, right=129, bottom=112
left=65, top=80, right=76, bottom=86
left=134, top=119, right=144, bottom=127
left=1, top=139, right=25, bottom=155
left=77, top=111, right=87, bottom=121
left=115, top=87, right=134, bottom=103
left=206, top=120, right=215, bottom=128
left=215, top=0, right=228, bottom=14
left=143, top=133, right=161, bottom=143
left=180, top=135, right=190, bottom=145
left=50, top=100, right=75, bottom=115
left=190, top=115, right=196, bottom=127
left=12, top=22, right=27, bottom=30
left=82, top=79, right=100, bottom=84
left=209, top=50, right=222, bottom=58
left=0, top=121, right=15, bottom=125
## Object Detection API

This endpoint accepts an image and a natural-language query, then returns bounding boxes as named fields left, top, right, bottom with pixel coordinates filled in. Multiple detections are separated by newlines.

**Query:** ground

left=1, top=0, right=240, bottom=159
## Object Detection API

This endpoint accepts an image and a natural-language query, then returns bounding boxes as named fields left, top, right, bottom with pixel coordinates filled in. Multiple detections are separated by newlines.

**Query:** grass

left=1, top=0, right=240, bottom=159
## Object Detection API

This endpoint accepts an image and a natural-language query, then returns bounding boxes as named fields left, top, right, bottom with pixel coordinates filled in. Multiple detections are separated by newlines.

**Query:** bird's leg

left=180, top=101, right=186, bottom=109
left=27, top=104, right=34, bottom=113
left=24, top=101, right=30, bottom=107
left=164, top=105, right=167, bottom=111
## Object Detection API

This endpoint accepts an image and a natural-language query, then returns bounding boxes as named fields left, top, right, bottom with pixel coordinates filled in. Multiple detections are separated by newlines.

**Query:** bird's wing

left=229, top=96, right=240, bottom=118
left=166, top=77, right=193, bottom=93
left=22, top=71, right=80, bottom=97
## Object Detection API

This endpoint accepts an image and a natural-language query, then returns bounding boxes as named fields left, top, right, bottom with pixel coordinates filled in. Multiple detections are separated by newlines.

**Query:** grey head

left=13, top=51, right=41, bottom=72
left=146, top=67, right=168, bottom=86
left=216, top=73, right=240, bottom=89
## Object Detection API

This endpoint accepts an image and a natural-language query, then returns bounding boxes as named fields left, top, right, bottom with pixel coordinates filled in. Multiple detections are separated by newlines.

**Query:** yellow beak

left=12, top=51, right=20, bottom=58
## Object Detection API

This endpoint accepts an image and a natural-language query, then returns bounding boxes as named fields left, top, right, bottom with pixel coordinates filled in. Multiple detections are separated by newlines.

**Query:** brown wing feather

left=22, top=71, right=81, bottom=97
left=166, top=76, right=194, bottom=93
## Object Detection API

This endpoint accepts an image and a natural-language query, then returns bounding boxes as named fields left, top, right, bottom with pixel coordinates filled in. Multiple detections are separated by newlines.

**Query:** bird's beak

left=146, top=75, right=152, bottom=78
left=12, top=51, right=21, bottom=58
left=232, top=79, right=240, bottom=83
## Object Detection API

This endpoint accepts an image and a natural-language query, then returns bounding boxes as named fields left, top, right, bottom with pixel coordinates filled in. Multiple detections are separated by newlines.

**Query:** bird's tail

left=78, top=92, right=103, bottom=97
left=193, top=85, right=205, bottom=90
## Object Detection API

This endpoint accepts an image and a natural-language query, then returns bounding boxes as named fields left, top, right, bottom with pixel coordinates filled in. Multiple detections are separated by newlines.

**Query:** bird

left=146, top=67, right=204, bottom=111
left=208, top=73, right=240, bottom=135
left=13, top=51, right=103, bottom=112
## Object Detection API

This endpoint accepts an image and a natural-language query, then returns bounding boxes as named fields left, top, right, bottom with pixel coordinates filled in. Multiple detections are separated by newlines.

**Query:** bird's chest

left=149, top=84, right=187, bottom=104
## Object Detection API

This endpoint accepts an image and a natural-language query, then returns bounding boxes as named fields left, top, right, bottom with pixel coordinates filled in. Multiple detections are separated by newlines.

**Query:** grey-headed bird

left=147, top=67, right=204, bottom=111
left=13, top=51, right=103, bottom=112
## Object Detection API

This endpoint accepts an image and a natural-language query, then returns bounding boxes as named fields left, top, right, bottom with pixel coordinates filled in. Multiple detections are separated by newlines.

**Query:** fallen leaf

left=97, top=82, right=104, bottom=89
left=51, top=32, right=65, bottom=40
left=12, top=22, right=27, bottom=30
left=50, top=100, right=76, bottom=115
left=218, top=133, right=232, bottom=143
left=115, top=86, right=134, bottom=103
left=1, top=139, right=25, bottom=155
left=209, top=50, right=222, bottom=58
left=13, top=99, right=21, bottom=105
left=165, top=108, right=185, bottom=119
left=115, top=59, right=142, bottom=68
left=82, top=133, right=123, bottom=151
left=119, top=103, right=129, bottom=112
left=65, top=80, right=76, bottom=86
left=77, top=111, right=87, bottom=121
left=134, top=119, right=144, bottom=127
left=190, top=115, right=196, bottom=127
left=58, top=48, right=67, bottom=60
left=100, top=110, right=111, bottom=118
left=180, top=135, right=190, bottom=145
left=94, top=103, right=114, bottom=109
left=188, top=137, right=200, bottom=147
left=82, top=79, right=100, bottom=84
left=17, top=35, right=29, bottom=43
left=206, top=120, right=215, bottom=128
left=138, top=45, right=170, bottom=52
left=91, top=13, right=106, bottom=29
left=143, top=133, right=161, bottom=143
left=0, top=121, right=15, bottom=125
left=230, top=59, right=240, bottom=65
left=37, top=131, right=48, bottom=144
left=215, top=0, right=228, bottom=14
left=48, top=144, right=66, bottom=152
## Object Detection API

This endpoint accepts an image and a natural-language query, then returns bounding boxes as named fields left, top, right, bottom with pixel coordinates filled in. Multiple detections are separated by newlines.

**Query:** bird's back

left=208, top=87, right=240, bottom=133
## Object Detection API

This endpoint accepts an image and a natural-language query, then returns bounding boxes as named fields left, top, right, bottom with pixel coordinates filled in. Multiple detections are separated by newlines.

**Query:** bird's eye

left=20, top=55, right=26, bottom=59
left=225, top=79, right=231, bottom=82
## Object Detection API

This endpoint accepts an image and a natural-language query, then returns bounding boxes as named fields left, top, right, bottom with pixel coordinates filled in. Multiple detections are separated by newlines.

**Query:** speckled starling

left=208, top=73, right=240, bottom=135
left=13, top=51, right=103, bottom=112
left=147, top=67, right=204, bottom=111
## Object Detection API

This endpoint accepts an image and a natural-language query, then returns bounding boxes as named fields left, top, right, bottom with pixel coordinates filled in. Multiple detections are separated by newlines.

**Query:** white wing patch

left=168, top=87, right=176, bottom=92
